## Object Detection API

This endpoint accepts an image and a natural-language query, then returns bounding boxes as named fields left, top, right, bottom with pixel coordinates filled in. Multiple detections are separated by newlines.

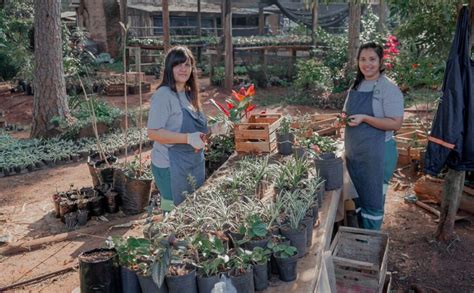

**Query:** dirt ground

left=0, top=79, right=473, bottom=292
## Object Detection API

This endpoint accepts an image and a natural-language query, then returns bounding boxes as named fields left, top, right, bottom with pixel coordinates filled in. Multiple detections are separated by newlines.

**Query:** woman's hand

left=347, top=114, right=367, bottom=127
left=187, top=132, right=206, bottom=149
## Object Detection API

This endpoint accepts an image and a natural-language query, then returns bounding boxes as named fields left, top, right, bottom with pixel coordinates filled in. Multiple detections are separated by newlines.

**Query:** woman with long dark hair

left=147, top=46, right=208, bottom=212
left=342, top=42, right=404, bottom=230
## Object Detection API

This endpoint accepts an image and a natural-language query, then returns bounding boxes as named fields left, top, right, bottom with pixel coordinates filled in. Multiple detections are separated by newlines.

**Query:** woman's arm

left=147, top=128, right=187, bottom=144
left=348, top=114, right=403, bottom=131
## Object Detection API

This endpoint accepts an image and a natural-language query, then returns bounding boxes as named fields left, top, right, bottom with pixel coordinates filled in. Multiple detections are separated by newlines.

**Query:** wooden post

left=197, top=0, right=202, bottom=63
left=435, top=169, right=465, bottom=241
left=347, top=0, right=361, bottom=70
left=377, top=0, right=386, bottom=32
left=162, top=0, right=170, bottom=53
left=258, top=4, right=265, bottom=35
left=223, top=0, right=233, bottom=91
left=288, top=48, right=296, bottom=77
left=311, top=0, right=318, bottom=47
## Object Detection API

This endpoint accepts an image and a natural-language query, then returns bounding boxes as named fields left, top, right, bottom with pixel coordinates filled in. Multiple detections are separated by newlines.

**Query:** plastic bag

left=211, top=275, right=237, bottom=293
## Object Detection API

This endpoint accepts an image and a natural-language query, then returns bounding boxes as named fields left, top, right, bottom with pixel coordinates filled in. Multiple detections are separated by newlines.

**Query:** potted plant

left=227, top=248, right=255, bottom=293
left=166, top=263, right=197, bottom=293
left=238, top=214, right=270, bottom=251
left=121, top=155, right=153, bottom=215
left=276, top=115, right=294, bottom=155
left=280, top=190, right=308, bottom=258
left=308, top=135, right=343, bottom=191
left=270, top=243, right=298, bottom=282
left=109, top=236, right=150, bottom=293
left=78, top=248, right=121, bottom=293
left=250, top=246, right=271, bottom=291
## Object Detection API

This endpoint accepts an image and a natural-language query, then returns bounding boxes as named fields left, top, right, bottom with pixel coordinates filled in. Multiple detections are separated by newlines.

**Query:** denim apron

left=168, top=94, right=208, bottom=206
left=345, top=81, right=385, bottom=218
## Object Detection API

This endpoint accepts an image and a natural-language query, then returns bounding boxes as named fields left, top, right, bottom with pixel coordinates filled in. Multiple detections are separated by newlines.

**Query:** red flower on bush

left=210, top=84, right=256, bottom=123
left=384, top=34, right=400, bottom=71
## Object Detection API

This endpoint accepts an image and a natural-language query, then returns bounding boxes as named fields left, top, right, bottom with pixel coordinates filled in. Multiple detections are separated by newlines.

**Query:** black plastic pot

left=274, top=251, right=298, bottom=282
left=105, top=191, right=119, bottom=213
left=280, top=224, right=307, bottom=258
left=277, top=133, right=294, bottom=156
left=64, top=212, right=77, bottom=230
left=301, top=216, right=314, bottom=247
left=270, top=239, right=291, bottom=275
left=197, top=274, right=220, bottom=293
left=166, top=267, right=197, bottom=293
left=293, top=147, right=307, bottom=160
left=253, top=263, right=268, bottom=291
left=242, top=237, right=269, bottom=251
left=122, top=175, right=152, bottom=215
left=121, top=267, right=141, bottom=293
left=77, top=209, right=89, bottom=226
left=229, top=267, right=255, bottom=293
left=137, top=274, right=168, bottom=293
left=90, top=197, right=104, bottom=216
left=87, top=153, right=118, bottom=187
left=79, top=248, right=121, bottom=293
left=59, top=201, right=76, bottom=222
left=227, top=231, right=244, bottom=248
left=314, top=156, right=343, bottom=191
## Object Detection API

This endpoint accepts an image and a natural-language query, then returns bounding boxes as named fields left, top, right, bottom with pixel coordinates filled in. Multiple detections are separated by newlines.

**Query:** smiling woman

left=339, top=42, right=404, bottom=230
left=147, top=46, right=208, bottom=212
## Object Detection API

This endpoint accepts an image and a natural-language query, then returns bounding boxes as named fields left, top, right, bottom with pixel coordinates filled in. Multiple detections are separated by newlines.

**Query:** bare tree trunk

left=311, top=0, right=318, bottom=47
left=435, top=168, right=465, bottom=241
left=347, top=0, right=361, bottom=70
left=223, top=0, right=233, bottom=91
left=377, top=0, right=386, bottom=32
left=31, top=0, right=70, bottom=138
left=103, top=0, right=121, bottom=58
left=162, top=0, right=170, bottom=53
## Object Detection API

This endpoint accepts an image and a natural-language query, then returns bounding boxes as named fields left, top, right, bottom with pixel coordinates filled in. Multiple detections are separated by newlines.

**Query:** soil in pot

left=274, top=251, right=298, bottom=282
left=137, top=274, right=168, bottom=293
left=166, top=265, right=197, bottom=293
left=229, top=267, right=255, bottom=293
left=280, top=224, right=307, bottom=258
left=79, top=248, right=121, bottom=293
left=253, top=263, right=268, bottom=291
left=121, top=266, right=141, bottom=293
left=197, top=274, right=220, bottom=293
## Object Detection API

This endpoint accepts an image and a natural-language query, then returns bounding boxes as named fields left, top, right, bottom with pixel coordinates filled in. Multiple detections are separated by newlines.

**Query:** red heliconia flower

left=232, top=90, right=246, bottom=102
left=210, top=98, right=230, bottom=117
left=245, top=84, right=255, bottom=97
left=226, top=102, right=234, bottom=109
left=245, top=104, right=256, bottom=113
left=239, top=87, right=246, bottom=95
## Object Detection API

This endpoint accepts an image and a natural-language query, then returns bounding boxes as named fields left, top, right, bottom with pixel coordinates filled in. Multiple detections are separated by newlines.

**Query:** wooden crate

left=291, top=113, right=339, bottom=137
left=330, top=226, right=389, bottom=293
left=105, top=83, right=126, bottom=96
left=128, top=82, right=151, bottom=94
left=234, top=113, right=282, bottom=153
left=395, top=130, right=427, bottom=164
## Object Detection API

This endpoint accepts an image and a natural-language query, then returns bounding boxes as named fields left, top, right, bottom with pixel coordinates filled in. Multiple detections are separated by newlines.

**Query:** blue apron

left=168, top=94, right=208, bottom=206
left=345, top=84, right=385, bottom=211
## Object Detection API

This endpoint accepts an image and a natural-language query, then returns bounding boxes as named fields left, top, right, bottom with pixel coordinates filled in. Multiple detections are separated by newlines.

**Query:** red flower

left=245, top=104, right=256, bottom=113
left=232, top=90, right=246, bottom=102
left=239, top=87, right=246, bottom=95
left=210, top=99, right=230, bottom=117
left=245, top=84, right=255, bottom=96
left=411, top=63, right=419, bottom=69
left=226, top=102, right=234, bottom=109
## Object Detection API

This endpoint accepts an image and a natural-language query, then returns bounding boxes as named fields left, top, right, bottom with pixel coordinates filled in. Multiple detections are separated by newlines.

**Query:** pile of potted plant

left=276, top=115, right=295, bottom=156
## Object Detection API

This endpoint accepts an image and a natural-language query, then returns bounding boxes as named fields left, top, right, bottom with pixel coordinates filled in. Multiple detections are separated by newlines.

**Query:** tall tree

left=347, top=0, right=361, bottom=69
left=31, top=0, right=70, bottom=138
left=162, top=0, right=170, bottom=53
left=223, top=0, right=233, bottom=91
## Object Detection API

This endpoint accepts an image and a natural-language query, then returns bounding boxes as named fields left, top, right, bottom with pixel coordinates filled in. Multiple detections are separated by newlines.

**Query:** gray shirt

left=344, top=75, right=404, bottom=141
left=147, top=86, right=192, bottom=168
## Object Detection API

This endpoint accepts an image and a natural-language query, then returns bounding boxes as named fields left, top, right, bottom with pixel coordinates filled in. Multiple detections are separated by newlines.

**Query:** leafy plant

left=269, top=243, right=297, bottom=259
left=209, top=84, right=256, bottom=126
left=122, top=154, right=153, bottom=180
left=109, top=236, right=151, bottom=270
left=277, top=116, right=292, bottom=135
left=251, top=246, right=271, bottom=265
left=239, top=214, right=268, bottom=240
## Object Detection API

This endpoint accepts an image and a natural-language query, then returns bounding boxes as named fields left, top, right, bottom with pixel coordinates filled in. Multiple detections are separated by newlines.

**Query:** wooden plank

left=235, top=141, right=272, bottom=153
left=234, top=128, right=269, bottom=140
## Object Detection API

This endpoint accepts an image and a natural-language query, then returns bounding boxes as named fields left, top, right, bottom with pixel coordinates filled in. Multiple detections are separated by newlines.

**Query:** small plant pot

left=280, top=224, right=307, bottom=258
left=121, top=266, right=141, bottom=293
left=77, top=209, right=89, bottom=226
left=227, top=231, right=244, bottom=248
left=229, top=267, right=255, bottom=293
left=253, top=263, right=268, bottom=291
left=105, top=191, right=119, bottom=213
left=59, top=201, right=76, bottom=222
left=90, top=197, right=104, bottom=216
left=274, top=251, right=298, bottom=282
left=314, top=156, right=343, bottom=191
left=293, top=147, right=307, bottom=160
left=277, top=133, right=294, bottom=156
left=79, top=248, right=121, bottom=293
left=197, top=274, right=220, bottom=293
left=137, top=274, right=168, bottom=293
left=64, top=212, right=77, bottom=230
left=122, top=175, right=152, bottom=215
left=301, top=216, right=314, bottom=247
left=166, top=266, right=197, bottom=293
left=52, top=194, right=61, bottom=218
left=243, top=237, right=270, bottom=251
